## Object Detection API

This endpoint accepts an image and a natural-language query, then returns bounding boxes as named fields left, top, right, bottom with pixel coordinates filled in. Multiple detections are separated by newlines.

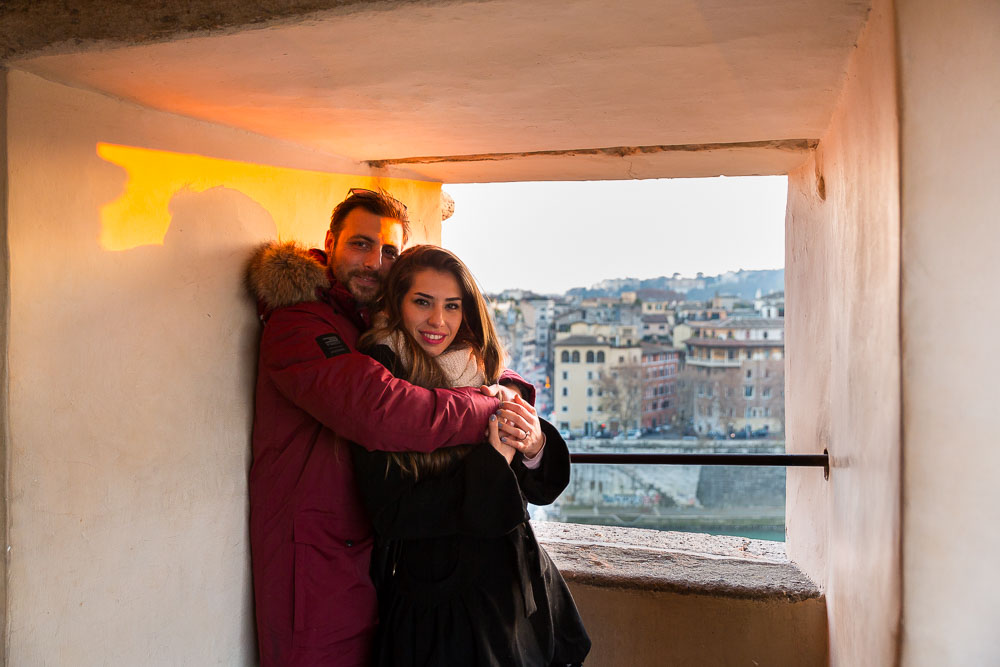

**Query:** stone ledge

left=533, top=521, right=821, bottom=603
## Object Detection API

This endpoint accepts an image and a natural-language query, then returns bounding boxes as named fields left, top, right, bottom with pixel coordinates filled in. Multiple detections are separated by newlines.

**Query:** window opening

left=443, top=176, right=787, bottom=541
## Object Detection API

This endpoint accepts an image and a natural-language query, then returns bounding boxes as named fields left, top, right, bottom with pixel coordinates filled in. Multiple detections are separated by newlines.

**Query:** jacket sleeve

left=498, top=368, right=536, bottom=405
left=512, top=419, right=571, bottom=505
left=261, top=303, right=499, bottom=453
left=352, top=345, right=526, bottom=539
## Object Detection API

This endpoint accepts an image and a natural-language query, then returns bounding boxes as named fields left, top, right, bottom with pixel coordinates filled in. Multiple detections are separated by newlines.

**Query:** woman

left=351, top=245, right=590, bottom=667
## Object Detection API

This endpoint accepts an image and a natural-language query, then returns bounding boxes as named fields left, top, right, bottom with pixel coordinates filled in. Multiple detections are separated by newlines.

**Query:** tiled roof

left=690, top=317, right=784, bottom=329
left=553, top=335, right=606, bottom=347
left=685, top=337, right=784, bottom=348
left=641, top=342, right=677, bottom=355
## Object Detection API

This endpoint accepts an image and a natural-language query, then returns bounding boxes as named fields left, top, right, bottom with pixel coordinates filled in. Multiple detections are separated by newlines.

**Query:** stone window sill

left=532, top=521, right=820, bottom=602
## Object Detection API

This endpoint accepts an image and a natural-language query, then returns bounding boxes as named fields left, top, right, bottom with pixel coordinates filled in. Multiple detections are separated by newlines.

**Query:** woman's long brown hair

left=358, top=245, right=505, bottom=479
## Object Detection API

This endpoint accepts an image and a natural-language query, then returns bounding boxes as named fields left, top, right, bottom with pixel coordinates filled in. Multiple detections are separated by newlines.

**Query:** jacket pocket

left=291, top=509, right=375, bottom=648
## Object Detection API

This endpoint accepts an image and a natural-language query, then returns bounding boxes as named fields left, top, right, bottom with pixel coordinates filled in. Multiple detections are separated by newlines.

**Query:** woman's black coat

left=351, top=345, right=591, bottom=667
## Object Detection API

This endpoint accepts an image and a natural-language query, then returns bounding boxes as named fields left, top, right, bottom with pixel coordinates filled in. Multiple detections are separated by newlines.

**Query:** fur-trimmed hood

left=247, top=241, right=330, bottom=311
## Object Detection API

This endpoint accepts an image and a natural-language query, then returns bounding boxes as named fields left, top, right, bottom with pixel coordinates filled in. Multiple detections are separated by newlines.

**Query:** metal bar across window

left=570, top=452, right=828, bottom=470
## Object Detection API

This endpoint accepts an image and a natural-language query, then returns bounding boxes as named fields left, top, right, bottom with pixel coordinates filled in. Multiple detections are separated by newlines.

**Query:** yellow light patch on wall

left=97, top=143, right=441, bottom=251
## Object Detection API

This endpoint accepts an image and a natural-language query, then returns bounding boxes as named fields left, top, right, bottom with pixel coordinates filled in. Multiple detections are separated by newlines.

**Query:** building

left=641, top=313, right=672, bottom=340
left=677, top=306, right=728, bottom=321
left=681, top=318, right=785, bottom=435
left=640, top=342, right=679, bottom=430
left=553, top=335, right=642, bottom=435
left=671, top=322, right=694, bottom=350
left=711, top=293, right=740, bottom=310
left=755, top=290, right=785, bottom=318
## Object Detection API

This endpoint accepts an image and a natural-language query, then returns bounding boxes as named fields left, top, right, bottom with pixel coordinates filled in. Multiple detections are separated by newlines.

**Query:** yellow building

left=553, top=335, right=642, bottom=435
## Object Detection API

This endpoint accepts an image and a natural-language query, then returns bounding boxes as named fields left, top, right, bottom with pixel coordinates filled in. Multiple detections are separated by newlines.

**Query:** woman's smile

left=419, top=330, right=447, bottom=345
left=401, top=269, right=464, bottom=357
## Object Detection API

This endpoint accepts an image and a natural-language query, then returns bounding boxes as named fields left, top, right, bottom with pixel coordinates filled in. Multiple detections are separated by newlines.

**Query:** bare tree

left=676, top=364, right=698, bottom=432
left=596, top=362, right=644, bottom=432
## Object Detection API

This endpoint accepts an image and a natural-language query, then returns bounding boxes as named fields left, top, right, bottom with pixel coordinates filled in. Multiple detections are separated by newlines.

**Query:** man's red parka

left=247, top=242, right=502, bottom=666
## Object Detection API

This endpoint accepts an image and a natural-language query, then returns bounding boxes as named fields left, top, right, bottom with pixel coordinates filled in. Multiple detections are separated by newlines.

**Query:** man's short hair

left=329, top=189, right=411, bottom=246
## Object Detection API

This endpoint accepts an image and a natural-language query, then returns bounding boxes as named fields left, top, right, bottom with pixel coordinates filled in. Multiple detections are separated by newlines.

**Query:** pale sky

left=441, top=176, right=787, bottom=295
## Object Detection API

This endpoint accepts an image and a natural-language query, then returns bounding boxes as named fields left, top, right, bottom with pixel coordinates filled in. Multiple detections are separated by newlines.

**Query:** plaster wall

left=568, top=583, right=827, bottom=666
left=0, top=69, right=9, bottom=667
left=896, top=1, right=1000, bottom=664
left=784, top=0, right=901, bottom=664
left=3, top=69, right=439, bottom=664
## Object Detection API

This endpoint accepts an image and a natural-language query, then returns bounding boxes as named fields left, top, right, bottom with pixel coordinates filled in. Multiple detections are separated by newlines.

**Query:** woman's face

left=400, top=268, right=464, bottom=357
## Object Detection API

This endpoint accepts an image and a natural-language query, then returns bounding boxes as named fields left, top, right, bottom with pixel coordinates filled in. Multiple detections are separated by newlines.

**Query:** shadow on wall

left=96, top=143, right=442, bottom=251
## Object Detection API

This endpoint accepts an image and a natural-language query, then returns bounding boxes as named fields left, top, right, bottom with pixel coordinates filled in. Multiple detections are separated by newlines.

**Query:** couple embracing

left=247, top=189, right=590, bottom=666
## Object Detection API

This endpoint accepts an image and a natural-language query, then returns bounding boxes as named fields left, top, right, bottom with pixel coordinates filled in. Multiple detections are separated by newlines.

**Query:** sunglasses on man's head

left=347, top=188, right=408, bottom=213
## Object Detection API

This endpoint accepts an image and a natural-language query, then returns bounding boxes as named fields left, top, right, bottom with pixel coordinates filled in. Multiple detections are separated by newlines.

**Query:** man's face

left=325, top=207, right=404, bottom=305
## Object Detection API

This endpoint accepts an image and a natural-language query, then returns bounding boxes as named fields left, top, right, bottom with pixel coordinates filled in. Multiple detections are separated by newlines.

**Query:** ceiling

left=9, top=0, right=871, bottom=182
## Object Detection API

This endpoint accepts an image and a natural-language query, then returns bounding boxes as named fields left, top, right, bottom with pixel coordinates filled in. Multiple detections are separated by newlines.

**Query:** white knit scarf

left=380, top=330, right=485, bottom=388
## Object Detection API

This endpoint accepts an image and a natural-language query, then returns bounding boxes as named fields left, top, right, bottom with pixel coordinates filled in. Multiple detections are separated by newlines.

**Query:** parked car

left=626, top=429, right=642, bottom=439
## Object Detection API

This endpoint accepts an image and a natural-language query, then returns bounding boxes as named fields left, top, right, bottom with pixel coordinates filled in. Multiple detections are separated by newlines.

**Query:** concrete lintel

left=534, top=522, right=821, bottom=603
left=368, top=139, right=819, bottom=167
left=380, top=143, right=813, bottom=183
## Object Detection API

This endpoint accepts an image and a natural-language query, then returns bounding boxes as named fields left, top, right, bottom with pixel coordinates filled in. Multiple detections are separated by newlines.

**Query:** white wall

left=2, top=69, right=440, bottom=664
left=784, top=0, right=902, bottom=663
left=897, top=1, right=1000, bottom=664
left=0, top=66, right=10, bottom=665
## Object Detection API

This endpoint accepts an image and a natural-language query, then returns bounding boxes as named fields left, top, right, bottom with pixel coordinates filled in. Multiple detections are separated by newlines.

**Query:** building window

left=745, top=385, right=754, bottom=398
left=572, top=351, right=580, bottom=363
left=587, top=388, right=593, bottom=397
left=745, top=407, right=753, bottom=418
left=587, top=406, right=593, bottom=412
left=728, top=349, right=736, bottom=360
left=562, top=387, right=568, bottom=396
left=746, top=369, right=752, bottom=379
left=597, top=351, right=605, bottom=363
left=586, top=350, right=595, bottom=363
left=762, top=387, right=771, bottom=398
left=562, top=371, right=568, bottom=380
left=619, top=356, right=625, bottom=363
left=562, top=406, right=568, bottom=412
left=587, top=371, right=593, bottom=380
left=561, top=351, right=569, bottom=362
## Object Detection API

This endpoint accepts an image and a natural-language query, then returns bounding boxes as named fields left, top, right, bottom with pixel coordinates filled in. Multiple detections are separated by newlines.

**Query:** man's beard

left=335, top=266, right=381, bottom=305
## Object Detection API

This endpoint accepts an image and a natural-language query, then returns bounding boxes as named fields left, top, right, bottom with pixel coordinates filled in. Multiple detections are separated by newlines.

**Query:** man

left=246, top=189, right=541, bottom=666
